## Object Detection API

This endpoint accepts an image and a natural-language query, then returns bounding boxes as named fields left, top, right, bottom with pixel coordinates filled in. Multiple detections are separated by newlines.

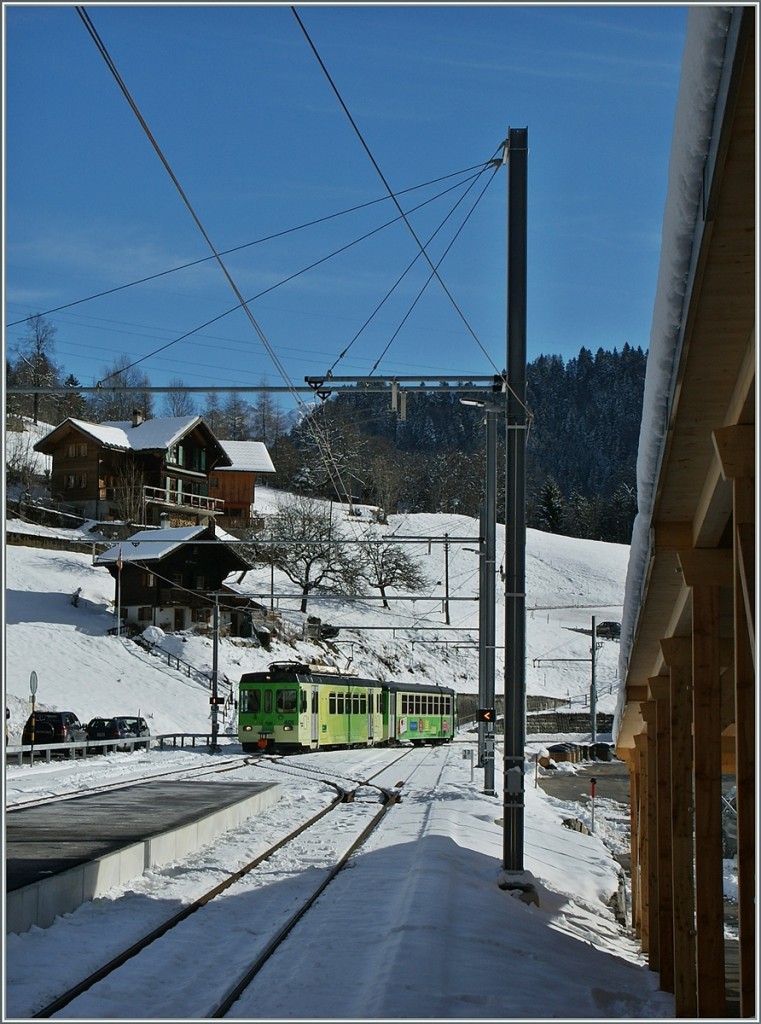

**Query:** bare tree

left=88, top=355, right=154, bottom=422
left=113, top=456, right=148, bottom=523
left=357, top=534, right=428, bottom=609
left=162, top=379, right=196, bottom=417
left=267, top=495, right=359, bottom=613
left=13, top=314, right=60, bottom=424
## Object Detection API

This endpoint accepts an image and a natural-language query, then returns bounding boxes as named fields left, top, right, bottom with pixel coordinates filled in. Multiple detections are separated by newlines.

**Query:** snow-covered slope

left=5, top=487, right=628, bottom=744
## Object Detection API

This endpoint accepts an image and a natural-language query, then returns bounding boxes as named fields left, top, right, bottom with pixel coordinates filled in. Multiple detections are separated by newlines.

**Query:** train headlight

left=243, top=725, right=253, bottom=732
left=283, top=722, right=294, bottom=732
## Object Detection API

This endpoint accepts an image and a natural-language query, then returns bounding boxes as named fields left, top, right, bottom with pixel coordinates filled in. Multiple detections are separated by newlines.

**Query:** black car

left=86, top=716, right=151, bottom=752
left=596, top=620, right=621, bottom=640
left=22, top=711, right=87, bottom=746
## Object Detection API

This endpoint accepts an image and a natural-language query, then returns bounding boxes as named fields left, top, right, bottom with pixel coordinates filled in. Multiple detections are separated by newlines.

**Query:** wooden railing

left=143, top=485, right=224, bottom=515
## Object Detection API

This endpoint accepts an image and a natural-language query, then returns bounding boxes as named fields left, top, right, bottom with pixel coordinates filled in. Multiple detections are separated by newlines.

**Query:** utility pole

left=443, top=533, right=451, bottom=625
left=503, top=126, right=528, bottom=875
left=590, top=615, right=598, bottom=744
left=210, top=594, right=220, bottom=753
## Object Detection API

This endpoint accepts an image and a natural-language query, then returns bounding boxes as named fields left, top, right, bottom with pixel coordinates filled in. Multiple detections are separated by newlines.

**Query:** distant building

left=209, top=439, right=276, bottom=529
left=94, top=521, right=263, bottom=634
left=32, top=410, right=274, bottom=527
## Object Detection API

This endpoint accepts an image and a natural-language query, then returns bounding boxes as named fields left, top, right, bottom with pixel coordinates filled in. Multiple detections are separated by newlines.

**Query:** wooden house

left=94, top=522, right=259, bottom=634
left=210, top=439, right=276, bottom=529
left=614, top=8, right=755, bottom=1017
left=33, top=410, right=232, bottom=524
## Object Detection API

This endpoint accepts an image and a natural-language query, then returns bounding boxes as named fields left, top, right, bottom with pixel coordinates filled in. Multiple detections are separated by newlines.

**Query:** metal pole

left=477, top=505, right=487, bottom=769
left=443, top=534, right=451, bottom=625
left=211, top=596, right=220, bottom=753
left=483, top=407, right=497, bottom=795
left=503, top=126, right=528, bottom=873
left=590, top=615, right=598, bottom=744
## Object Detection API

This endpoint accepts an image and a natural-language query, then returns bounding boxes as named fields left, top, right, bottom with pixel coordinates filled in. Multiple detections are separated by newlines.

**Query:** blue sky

left=4, top=3, right=688, bottom=410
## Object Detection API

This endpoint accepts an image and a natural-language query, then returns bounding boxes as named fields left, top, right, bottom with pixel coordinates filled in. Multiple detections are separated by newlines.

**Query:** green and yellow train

left=238, top=661, right=457, bottom=753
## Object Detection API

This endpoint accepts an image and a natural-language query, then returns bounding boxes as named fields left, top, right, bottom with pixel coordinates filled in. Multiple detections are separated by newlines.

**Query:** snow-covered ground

left=3, top=489, right=735, bottom=1018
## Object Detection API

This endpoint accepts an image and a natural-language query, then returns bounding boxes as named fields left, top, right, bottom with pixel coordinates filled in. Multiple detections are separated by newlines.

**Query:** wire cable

left=4, top=164, right=486, bottom=330
left=292, top=5, right=502, bottom=374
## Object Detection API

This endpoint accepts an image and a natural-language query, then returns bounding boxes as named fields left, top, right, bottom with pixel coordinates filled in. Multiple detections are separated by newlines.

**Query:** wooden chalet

left=209, top=439, right=276, bottom=529
left=94, top=522, right=259, bottom=634
left=33, top=410, right=232, bottom=524
left=614, top=8, right=755, bottom=1018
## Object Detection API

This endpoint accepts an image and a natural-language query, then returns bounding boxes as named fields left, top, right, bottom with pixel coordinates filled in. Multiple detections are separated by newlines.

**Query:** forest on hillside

left=6, top=315, right=645, bottom=543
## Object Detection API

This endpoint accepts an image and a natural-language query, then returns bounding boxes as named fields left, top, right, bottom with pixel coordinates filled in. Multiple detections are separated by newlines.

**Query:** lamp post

left=460, top=398, right=501, bottom=796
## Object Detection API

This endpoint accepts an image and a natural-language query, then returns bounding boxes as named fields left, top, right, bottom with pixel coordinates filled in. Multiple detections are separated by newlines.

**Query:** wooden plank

left=643, top=703, right=660, bottom=972
left=692, top=583, right=726, bottom=1017
left=655, top=685, right=675, bottom=992
left=733, top=474, right=756, bottom=1016
left=678, top=549, right=733, bottom=588
left=666, top=641, right=697, bottom=1018
left=712, top=423, right=755, bottom=479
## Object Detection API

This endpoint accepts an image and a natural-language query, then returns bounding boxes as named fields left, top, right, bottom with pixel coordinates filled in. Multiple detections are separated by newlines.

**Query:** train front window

left=276, top=688, right=298, bottom=713
left=240, top=690, right=260, bottom=714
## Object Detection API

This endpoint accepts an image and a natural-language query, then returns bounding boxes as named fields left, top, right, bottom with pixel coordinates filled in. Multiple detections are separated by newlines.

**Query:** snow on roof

left=615, top=6, right=733, bottom=736
left=94, top=526, right=206, bottom=565
left=216, top=439, right=275, bottom=473
left=98, top=416, right=204, bottom=451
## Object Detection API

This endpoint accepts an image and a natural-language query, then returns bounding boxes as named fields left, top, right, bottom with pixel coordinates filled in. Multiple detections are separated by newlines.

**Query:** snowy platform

left=6, top=779, right=282, bottom=934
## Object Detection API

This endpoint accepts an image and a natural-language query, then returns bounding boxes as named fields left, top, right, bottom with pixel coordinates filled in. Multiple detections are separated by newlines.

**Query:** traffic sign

left=476, top=707, right=495, bottom=723
left=29, top=671, right=38, bottom=696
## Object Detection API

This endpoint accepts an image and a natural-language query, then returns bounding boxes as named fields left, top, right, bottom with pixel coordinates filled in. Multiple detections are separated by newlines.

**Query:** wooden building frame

left=614, top=8, right=756, bottom=1018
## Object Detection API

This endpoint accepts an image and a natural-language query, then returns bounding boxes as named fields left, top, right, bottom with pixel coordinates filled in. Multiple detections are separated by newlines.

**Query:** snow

left=3, top=490, right=684, bottom=1019
left=616, top=6, right=733, bottom=729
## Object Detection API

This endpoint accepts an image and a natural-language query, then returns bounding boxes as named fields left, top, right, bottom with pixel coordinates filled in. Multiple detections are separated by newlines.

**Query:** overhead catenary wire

left=4, top=163, right=489, bottom=330
left=291, top=5, right=502, bottom=376
left=75, top=5, right=358, bottom=511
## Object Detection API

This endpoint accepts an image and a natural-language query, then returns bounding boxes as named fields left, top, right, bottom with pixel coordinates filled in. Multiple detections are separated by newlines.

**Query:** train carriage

left=238, top=662, right=457, bottom=753
left=238, top=661, right=383, bottom=753
left=384, top=680, right=457, bottom=746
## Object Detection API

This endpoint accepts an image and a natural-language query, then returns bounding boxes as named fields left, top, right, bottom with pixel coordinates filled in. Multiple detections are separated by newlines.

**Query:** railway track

left=28, top=745, right=427, bottom=1019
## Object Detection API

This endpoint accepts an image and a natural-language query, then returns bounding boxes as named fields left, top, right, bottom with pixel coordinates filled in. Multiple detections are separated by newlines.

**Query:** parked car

left=22, top=711, right=87, bottom=746
left=596, top=620, right=621, bottom=640
left=86, top=716, right=151, bottom=752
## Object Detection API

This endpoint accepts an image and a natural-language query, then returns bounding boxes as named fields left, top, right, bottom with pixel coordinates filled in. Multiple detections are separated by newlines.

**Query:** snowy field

left=3, top=492, right=688, bottom=1019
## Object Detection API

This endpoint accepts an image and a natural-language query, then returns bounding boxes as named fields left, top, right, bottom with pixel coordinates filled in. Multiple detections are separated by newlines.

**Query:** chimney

left=159, top=512, right=170, bottom=530
left=132, top=409, right=144, bottom=428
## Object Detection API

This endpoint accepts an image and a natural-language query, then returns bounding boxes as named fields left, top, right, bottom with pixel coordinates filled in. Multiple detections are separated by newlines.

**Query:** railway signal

left=476, top=708, right=495, bottom=723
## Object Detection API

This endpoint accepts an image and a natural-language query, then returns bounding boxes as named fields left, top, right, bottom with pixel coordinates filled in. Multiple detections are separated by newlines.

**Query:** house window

left=209, top=477, right=218, bottom=489
left=195, top=576, right=205, bottom=590
left=78, top=443, right=87, bottom=456
left=64, top=474, right=76, bottom=490
left=78, top=474, right=87, bottom=488
left=192, top=608, right=210, bottom=623
left=137, top=607, right=152, bottom=621
left=172, top=573, right=183, bottom=586
left=141, top=572, right=155, bottom=587
left=228, top=508, right=242, bottom=519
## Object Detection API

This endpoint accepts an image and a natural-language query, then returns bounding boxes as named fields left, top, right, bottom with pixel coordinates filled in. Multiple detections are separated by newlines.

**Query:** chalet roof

left=216, top=439, right=275, bottom=474
left=94, top=525, right=250, bottom=570
left=33, top=415, right=232, bottom=464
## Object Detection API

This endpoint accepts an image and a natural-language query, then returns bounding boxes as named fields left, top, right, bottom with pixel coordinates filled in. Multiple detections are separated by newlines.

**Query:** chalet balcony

left=143, top=485, right=224, bottom=516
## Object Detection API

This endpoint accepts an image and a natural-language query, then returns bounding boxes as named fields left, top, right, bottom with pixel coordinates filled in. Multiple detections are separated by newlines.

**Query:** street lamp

left=460, top=398, right=502, bottom=796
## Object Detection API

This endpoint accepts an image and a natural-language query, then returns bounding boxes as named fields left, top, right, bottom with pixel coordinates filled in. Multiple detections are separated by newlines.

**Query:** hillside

left=4, top=487, right=628, bottom=743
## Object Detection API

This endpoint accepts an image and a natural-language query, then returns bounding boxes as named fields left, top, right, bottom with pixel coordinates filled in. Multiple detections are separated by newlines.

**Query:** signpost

left=29, top=670, right=38, bottom=747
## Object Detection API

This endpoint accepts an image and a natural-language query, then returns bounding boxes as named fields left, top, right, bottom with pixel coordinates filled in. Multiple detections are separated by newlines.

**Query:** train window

left=240, top=690, right=260, bottom=714
left=276, top=689, right=297, bottom=713
left=336, top=693, right=345, bottom=715
left=329, top=693, right=336, bottom=715
left=313, top=691, right=319, bottom=714
left=369, top=693, right=374, bottom=714
left=401, top=695, right=409, bottom=714
left=300, top=690, right=307, bottom=713
left=352, top=694, right=360, bottom=715
left=264, top=690, right=272, bottom=714
left=360, top=694, right=367, bottom=714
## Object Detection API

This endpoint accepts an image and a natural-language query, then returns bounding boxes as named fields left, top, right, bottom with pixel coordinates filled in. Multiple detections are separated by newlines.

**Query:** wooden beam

left=692, top=583, right=726, bottom=1017
left=712, top=423, right=755, bottom=479
left=663, top=638, right=697, bottom=1018
left=653, top=681, right=675, bottom=992
left=733, top=473, right=756, bottom=1015
left=678, top=549, right=733, bottom=588
left=653, top=521, right=694, bottom=550
left=642, top=702, right=660, bottom=973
